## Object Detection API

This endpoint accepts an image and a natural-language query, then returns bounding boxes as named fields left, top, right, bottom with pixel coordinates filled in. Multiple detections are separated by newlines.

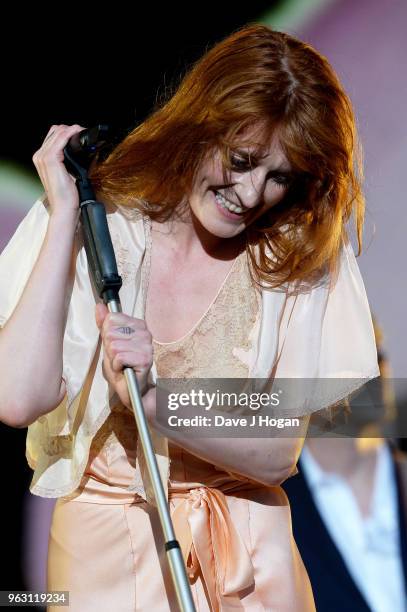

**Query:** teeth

left=215, top=192, right=244, bottom=214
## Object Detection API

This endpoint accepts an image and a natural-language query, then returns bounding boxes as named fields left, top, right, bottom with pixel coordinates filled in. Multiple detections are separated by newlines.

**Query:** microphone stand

left=63, top=131, right=196, bottom=612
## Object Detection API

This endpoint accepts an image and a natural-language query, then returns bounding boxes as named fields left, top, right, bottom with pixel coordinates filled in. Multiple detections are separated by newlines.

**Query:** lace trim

left=152, top=250, right=260, bottom=378
left=89, top=401, right=137, bottom=456
left=27, top=397, right=121, bottom=499
left=141, top=214, right=152, bottom=319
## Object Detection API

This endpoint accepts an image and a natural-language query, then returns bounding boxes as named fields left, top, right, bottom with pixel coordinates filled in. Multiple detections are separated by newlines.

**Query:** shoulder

left=103, top=202, right=147, bottom=237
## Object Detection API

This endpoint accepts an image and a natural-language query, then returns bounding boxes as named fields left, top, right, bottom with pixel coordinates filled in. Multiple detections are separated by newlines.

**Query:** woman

left=0, top=24, right=379, bottom=611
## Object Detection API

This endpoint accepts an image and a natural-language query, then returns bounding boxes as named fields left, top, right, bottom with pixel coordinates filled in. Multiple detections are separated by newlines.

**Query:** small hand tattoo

left=117, top=326, right=135, bottom=335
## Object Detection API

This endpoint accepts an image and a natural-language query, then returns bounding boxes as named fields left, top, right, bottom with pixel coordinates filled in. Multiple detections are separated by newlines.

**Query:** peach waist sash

left=170, top=484, right=256, bottom=612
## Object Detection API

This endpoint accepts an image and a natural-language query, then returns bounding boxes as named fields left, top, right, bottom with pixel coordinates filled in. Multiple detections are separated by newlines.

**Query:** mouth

left=212, top=190, right=249, bottom=220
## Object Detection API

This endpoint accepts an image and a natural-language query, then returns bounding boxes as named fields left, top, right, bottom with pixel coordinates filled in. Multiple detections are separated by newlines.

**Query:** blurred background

left=1, top=0, right=406, bottom=609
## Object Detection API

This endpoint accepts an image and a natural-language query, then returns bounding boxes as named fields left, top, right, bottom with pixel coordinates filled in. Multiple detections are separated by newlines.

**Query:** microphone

left=64, top=124, right=114, bottom=169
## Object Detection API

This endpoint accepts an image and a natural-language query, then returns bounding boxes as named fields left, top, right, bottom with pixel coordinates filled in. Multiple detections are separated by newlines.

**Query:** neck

left=305, top=437, right=384, bottom=478
left=151, top=207, right=245, bottom=261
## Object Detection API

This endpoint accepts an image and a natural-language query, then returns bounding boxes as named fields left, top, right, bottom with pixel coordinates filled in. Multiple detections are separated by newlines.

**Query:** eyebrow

left=270, top=165, right=293, bottom=175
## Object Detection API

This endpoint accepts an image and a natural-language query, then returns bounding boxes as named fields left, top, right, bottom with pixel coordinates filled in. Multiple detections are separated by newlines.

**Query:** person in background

left=283, top=316, right=407, bottom=612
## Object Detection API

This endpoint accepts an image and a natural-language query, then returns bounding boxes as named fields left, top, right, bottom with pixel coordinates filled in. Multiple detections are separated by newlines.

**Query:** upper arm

left=24, top=377, right=68, bottom=428
left=56, top=377, right=68, bottom=407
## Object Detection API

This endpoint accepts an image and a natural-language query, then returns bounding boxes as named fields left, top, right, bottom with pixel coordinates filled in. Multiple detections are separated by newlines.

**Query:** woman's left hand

left=95, top=302, right=154, bottom=412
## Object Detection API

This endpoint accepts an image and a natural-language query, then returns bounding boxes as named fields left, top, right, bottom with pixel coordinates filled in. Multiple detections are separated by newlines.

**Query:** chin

left=205, top=219, right=244, bottom=239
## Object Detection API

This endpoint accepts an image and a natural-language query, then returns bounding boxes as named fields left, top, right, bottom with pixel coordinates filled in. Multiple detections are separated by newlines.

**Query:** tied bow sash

left=170, top=486, right=255, bottom=611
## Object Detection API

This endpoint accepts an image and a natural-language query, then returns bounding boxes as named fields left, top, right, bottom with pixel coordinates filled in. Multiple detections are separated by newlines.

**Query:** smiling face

left=186, top=128, right=294, bottom=239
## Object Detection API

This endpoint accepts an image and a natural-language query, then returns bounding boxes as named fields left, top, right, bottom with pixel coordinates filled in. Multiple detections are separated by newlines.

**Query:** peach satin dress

left=47, top=249, right=316, bottom=611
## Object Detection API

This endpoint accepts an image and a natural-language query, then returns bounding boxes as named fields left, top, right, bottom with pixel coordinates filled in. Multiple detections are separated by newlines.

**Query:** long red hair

left=89, top=23, right=365, bottom=290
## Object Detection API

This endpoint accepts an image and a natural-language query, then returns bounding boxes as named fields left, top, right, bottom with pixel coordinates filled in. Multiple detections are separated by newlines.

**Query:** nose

left=234, top=167, right=266, bottom=209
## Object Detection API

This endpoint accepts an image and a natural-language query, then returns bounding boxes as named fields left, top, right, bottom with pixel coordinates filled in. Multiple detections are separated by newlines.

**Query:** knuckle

left=107, top=312, right=117, bottom=324
left=42, top=152, right=56, bottom=163
left=109, top=340, right=120, bottom=354
left=103, top=313, right=115, bottom=329
left=105, top=329, right=116, bottom=342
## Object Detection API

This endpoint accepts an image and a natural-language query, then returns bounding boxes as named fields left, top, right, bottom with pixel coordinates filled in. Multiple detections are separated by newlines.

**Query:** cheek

left=264, top=185, right=288, bottom=208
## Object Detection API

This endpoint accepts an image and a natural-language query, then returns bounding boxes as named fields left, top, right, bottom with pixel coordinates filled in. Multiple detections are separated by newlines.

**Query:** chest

left=144, top=251, right=237, bottom=344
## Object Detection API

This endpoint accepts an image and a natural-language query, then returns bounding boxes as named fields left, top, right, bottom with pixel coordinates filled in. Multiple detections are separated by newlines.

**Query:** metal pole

left=108, top=299, right=195, bottom=612
left=63, top=139, right=197, bottom=612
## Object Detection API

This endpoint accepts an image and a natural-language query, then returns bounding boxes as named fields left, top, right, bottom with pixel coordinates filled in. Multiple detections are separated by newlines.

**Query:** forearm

left=0, top=209, right=80, bottom=427
left=143, top=387, right=309, bottom=486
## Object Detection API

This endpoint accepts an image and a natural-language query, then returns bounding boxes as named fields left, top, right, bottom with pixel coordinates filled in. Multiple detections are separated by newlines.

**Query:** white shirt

left=300, top=443, right=406, bottom=612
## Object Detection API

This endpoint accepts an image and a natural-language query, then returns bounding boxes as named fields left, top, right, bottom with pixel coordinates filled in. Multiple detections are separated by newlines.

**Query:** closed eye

left=270, top=174, right=291, bottom=187
left=229, top=155, right=292, bottom=188
left=229, top=154, right=252, bottom=171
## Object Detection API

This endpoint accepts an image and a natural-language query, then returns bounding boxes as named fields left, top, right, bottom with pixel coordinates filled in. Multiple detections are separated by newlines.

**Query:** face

left=187, top=129, right=294, bottom=239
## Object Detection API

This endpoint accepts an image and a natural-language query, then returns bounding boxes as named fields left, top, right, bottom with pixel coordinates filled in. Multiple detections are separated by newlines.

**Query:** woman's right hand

left=32, top=124, right=86, bottom=216
left=95, top=303, right=155, bottom=409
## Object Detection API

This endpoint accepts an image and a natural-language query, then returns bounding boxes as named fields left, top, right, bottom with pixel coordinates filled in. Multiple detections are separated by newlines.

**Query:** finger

left=101, top=353, right=120, bottom=385
left=111, top=350, right=152, bottom=373
left=101, top=357, right=111, bottom=383
left=42, top=125, right=84, bottom=154
left=105, top=327, right=152, bottom=343
left=105, top=338, right=152, bottom=364
left=43, top=126, right=58, bottom=143
left=45, top=124, right=83, bottom=147
left=102, top=347, right=124, bottom=385
left=42, top=124, right=68, bottom=145
left=95, top=302, right=109, bottom=328
left=101, top=313, right=147, bottom=337
left=98, top=312, right=128, bottom=336
left=33, top=126, right=60, bottom=161
left=113, top=325, right=137, bottom=336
